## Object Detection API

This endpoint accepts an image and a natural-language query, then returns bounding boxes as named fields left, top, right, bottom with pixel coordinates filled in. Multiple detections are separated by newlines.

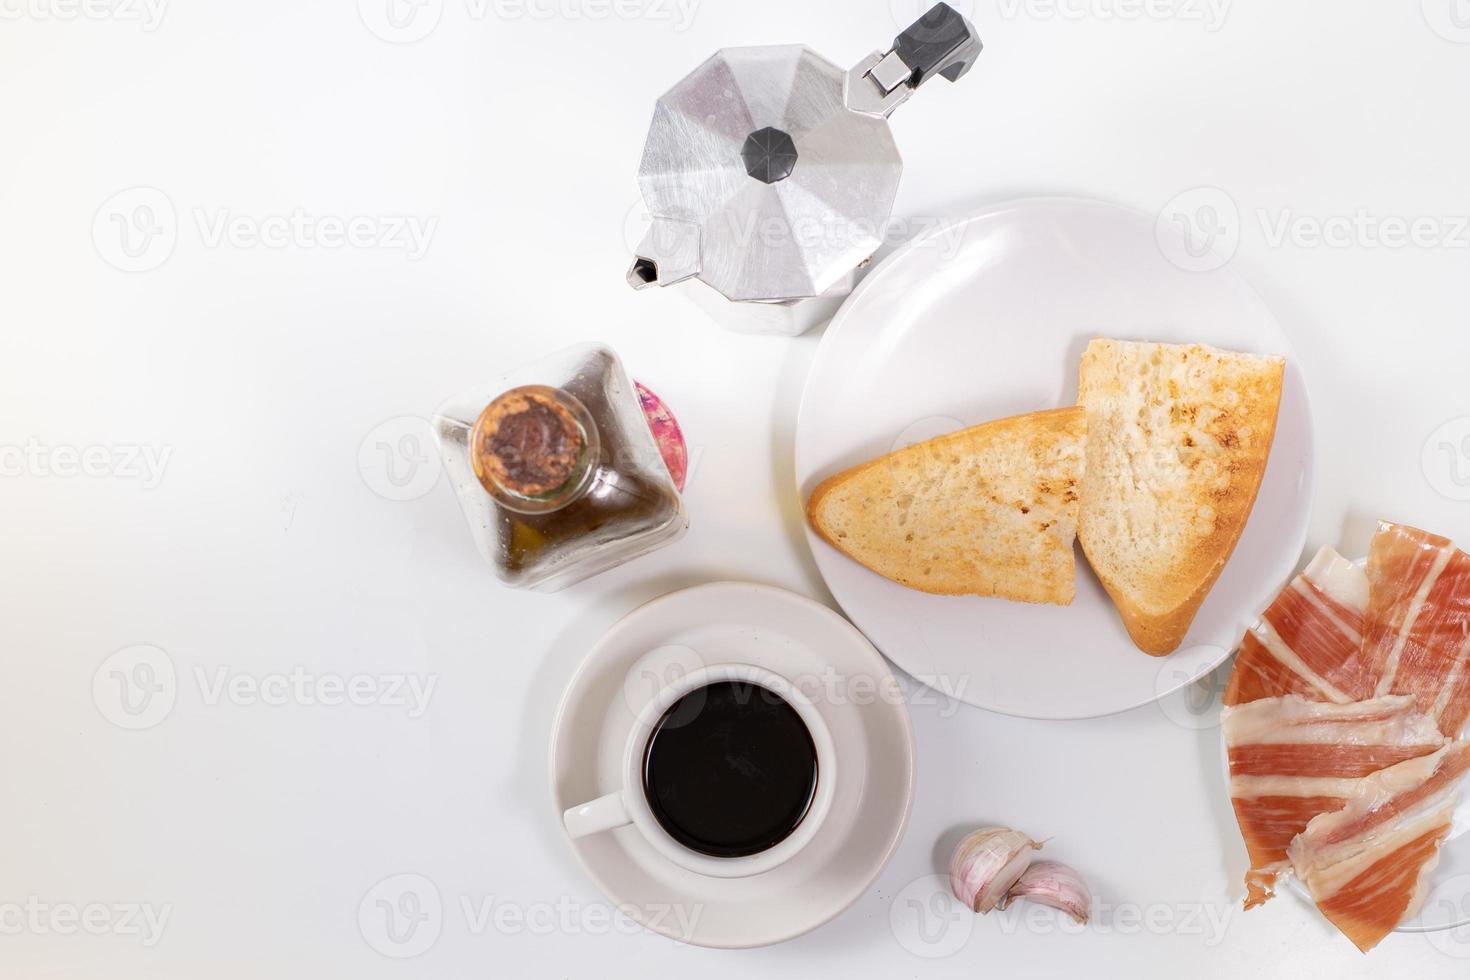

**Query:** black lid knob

left=741, top=127, right=798, bottom=184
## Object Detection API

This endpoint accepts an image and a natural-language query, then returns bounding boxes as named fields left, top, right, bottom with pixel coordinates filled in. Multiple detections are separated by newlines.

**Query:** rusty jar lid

left=470, top=385, right=599, bottom=512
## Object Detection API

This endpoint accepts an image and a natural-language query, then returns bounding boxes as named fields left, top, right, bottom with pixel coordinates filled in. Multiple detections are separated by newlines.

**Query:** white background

left=5, top=0, right=1470, bottom=976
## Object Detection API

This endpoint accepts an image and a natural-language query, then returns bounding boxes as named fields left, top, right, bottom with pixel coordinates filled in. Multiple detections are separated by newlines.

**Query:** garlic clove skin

left=948, top=827, right=1044, bottom=913
left=1002, top=860, right=1092, bottom=924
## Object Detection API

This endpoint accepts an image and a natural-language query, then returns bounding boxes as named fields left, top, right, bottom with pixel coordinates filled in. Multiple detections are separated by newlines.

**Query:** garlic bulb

left=1002, top=860, right=1092, bottom=924
left=948, top=827, right=1043, bottom=913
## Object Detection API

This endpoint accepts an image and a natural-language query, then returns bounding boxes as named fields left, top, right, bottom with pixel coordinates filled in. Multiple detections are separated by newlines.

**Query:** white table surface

left=5, top=1, right=1470, bottom=976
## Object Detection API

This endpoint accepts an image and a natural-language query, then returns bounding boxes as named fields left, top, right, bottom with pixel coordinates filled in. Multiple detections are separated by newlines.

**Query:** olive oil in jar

left=434, top=344, right=687, bottom=591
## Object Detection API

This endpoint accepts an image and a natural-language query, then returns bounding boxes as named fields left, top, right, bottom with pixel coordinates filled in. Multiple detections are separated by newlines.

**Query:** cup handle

left=563, top=792, right=632, bottom=839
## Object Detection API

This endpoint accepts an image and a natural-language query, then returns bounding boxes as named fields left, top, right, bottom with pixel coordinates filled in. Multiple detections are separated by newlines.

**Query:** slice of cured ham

left=1224, top=546, right=1374, bottom=707
left=1223, top=694, right=1446, bottom=909
left=1288, top=740, right=1470, bottom=952
left=1356, top=522, right=1470, bottom=736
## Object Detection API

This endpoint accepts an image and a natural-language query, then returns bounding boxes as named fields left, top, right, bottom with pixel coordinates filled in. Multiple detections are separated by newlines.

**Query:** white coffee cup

left=562, top=662, right=837, bottom=878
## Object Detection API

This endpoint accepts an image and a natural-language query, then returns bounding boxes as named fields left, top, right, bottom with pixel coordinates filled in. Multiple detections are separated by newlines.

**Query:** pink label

left=635, top=381, right=687, bottom=492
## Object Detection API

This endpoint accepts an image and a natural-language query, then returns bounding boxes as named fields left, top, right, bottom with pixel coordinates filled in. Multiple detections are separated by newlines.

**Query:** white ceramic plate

left=549, top=582, right=915, bottom=949
left=796, top=197, right=1314, bottom=720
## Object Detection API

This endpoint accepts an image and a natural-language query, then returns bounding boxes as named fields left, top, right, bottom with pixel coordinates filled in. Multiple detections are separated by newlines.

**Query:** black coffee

left=641, top=680, right=818, bottom=859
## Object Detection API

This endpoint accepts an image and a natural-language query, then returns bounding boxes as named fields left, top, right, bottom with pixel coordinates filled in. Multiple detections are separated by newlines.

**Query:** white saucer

left=548, top=582, right=916, bottom=949
left=796, top=196, right=1313, bottom=720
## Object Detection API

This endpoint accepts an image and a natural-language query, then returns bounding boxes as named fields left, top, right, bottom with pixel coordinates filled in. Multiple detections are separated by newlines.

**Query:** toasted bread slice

left=806, top=407, right=1087, bottom=604
left=1077, top=339, right=1285, bottom=655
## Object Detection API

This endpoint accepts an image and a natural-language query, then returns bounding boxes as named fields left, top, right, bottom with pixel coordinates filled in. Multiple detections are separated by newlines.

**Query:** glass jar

left=434, top=343, right=687, bottom=591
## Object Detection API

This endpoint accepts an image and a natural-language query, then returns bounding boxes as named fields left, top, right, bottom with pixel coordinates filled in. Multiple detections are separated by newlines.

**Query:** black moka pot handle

left=846, top=3, right=982, bottom=116
left=894, top=3, right=983, bottom=86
